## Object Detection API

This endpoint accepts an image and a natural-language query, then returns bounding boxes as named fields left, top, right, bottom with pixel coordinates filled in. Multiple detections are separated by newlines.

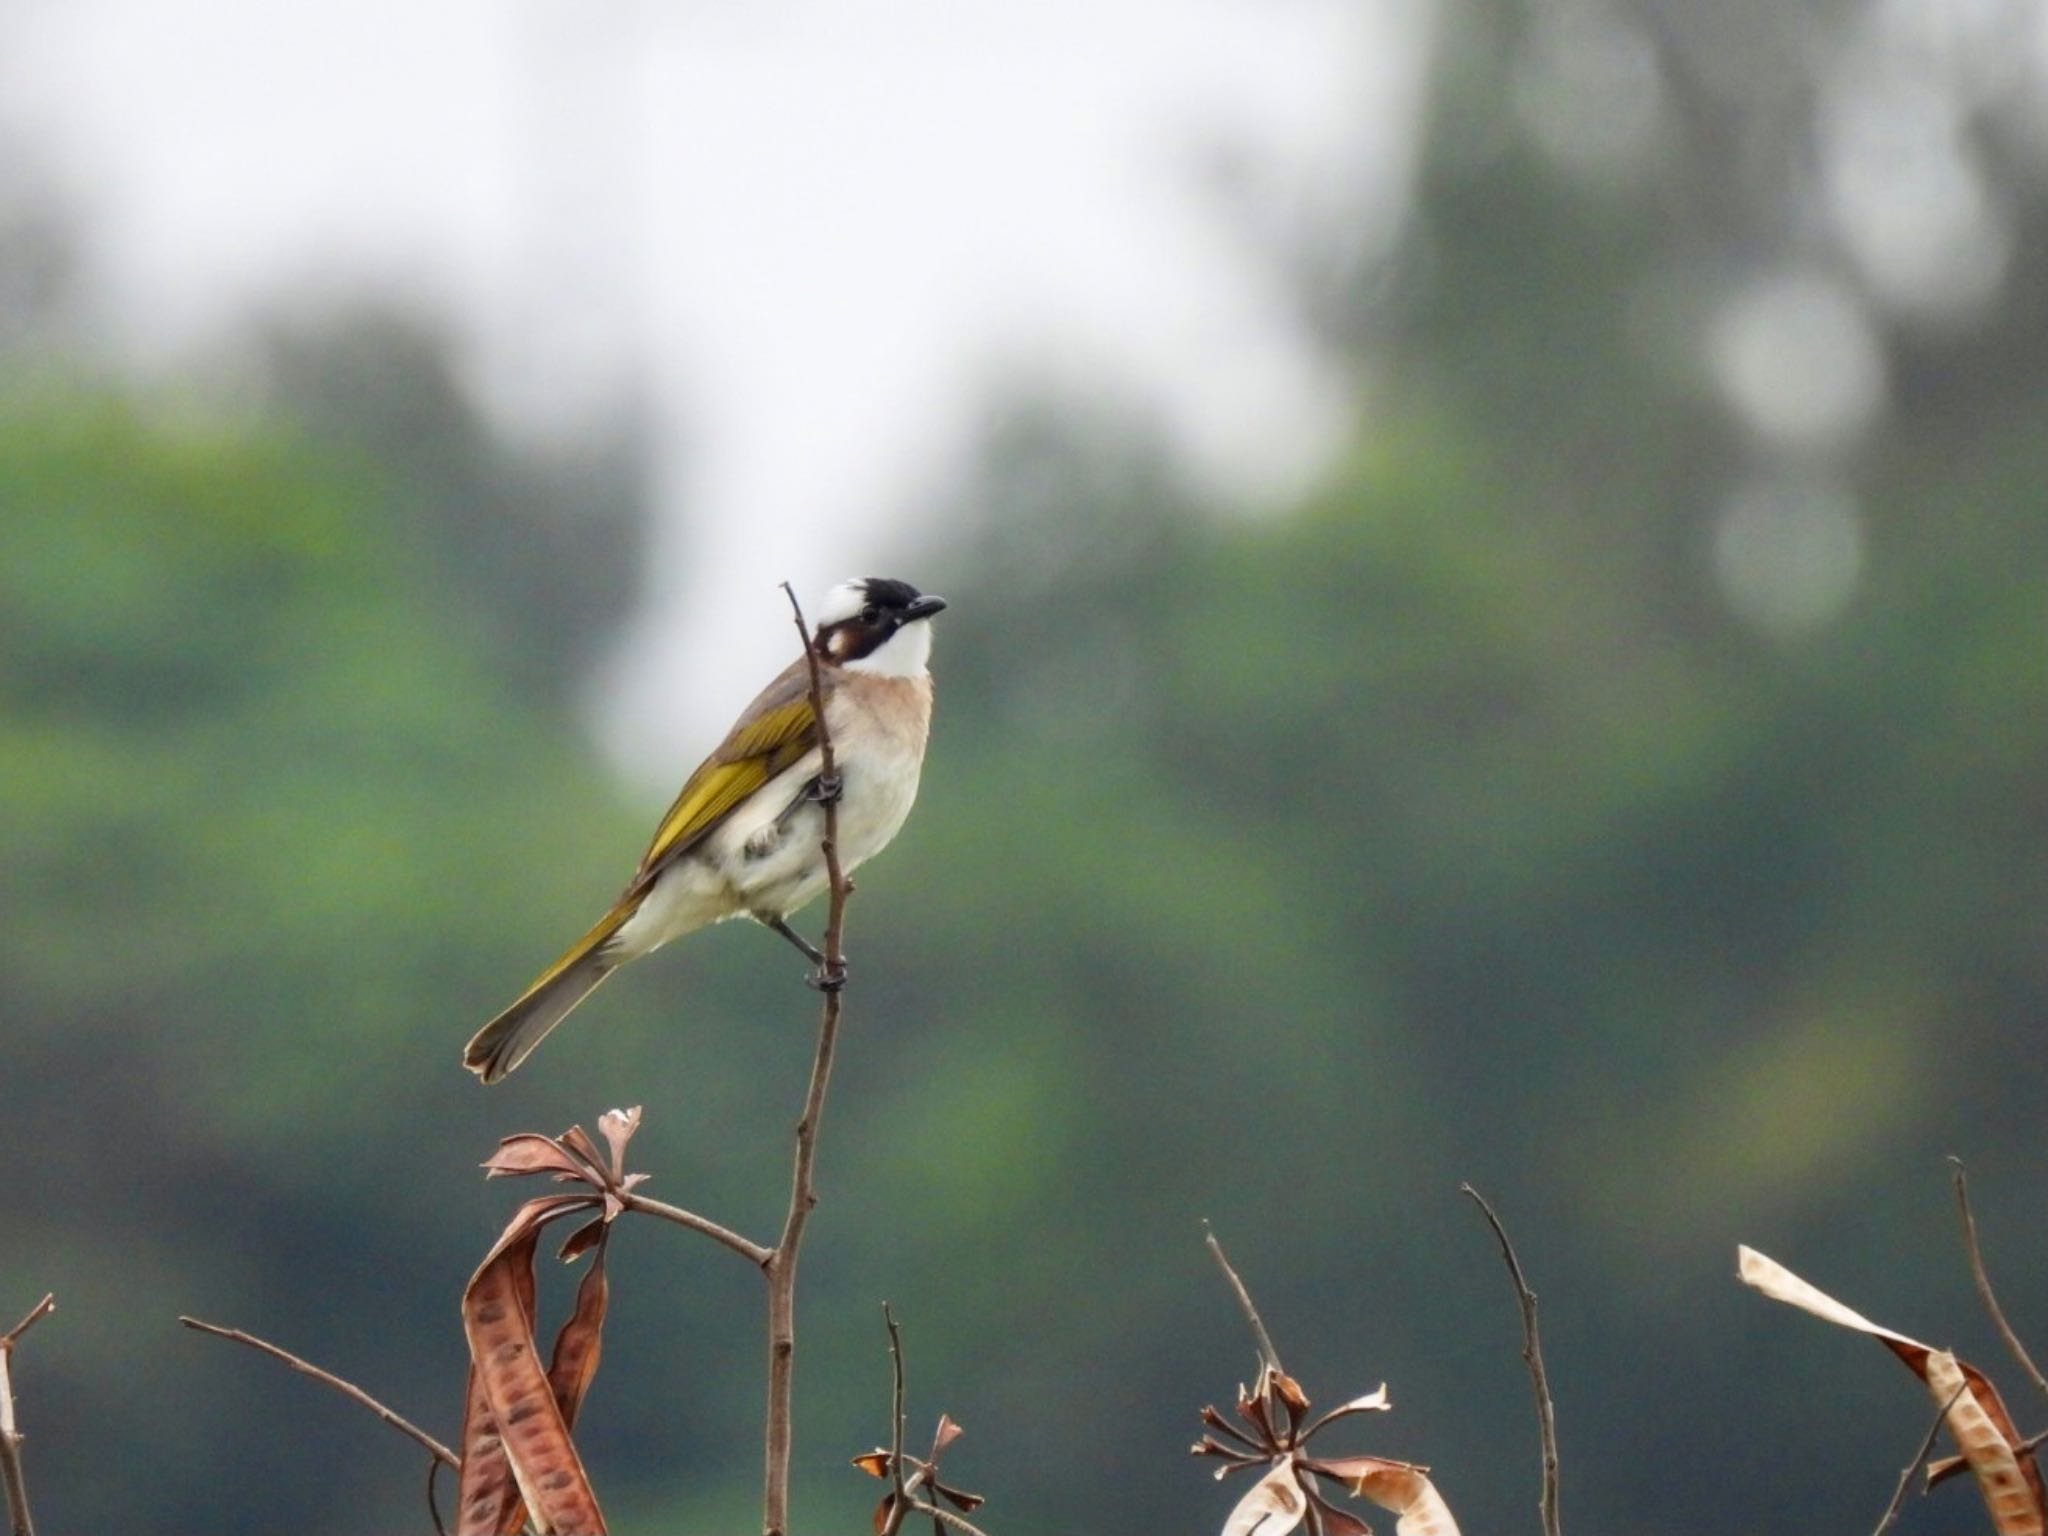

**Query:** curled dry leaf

left=1200, top=1367, right=1457, bottom=1536
left=1350, top=1460, right=1461, bottom=1536
left=1221, top=1459, right=1309, bottom=1536
left=558, top=1217, right=607, bottom=1265
left=457, top=1362, right=522, bottom=1536
left=484, top=1135, right=592, bottom=1181
left=852, top=1413, right=984, bottom=1532
left=459, top=1115, right=659, bottom=1534
left=1738, top=1245, right=2047, bottom=1536
left=1310, top=1499, right=1375, bottom=1536
left=462, top=1198, right=559, bottom=1536
left=559, top=1125, right=606, bottom=1177
left=1302, top=1386, right=1393, bottom=1441
left=463, top=1222, right=606, bottom=1536
left=597, top=1107, right=642, bottom=1178
left=546, top=1240, right=611, bottom=1432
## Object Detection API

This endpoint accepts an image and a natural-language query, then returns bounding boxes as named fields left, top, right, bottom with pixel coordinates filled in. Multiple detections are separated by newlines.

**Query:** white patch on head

left=845, top=615, right=934, bottom=677
left=814, top=579, right=870, bottom=628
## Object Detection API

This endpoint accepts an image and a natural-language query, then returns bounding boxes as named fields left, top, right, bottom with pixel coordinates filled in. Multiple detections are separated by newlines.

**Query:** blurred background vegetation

left=6, top=1, right=2048, bottom=1533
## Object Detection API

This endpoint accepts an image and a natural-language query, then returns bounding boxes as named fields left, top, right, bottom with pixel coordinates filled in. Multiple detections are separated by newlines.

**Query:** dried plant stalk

left=1, top=1295, right=56, bottom=1536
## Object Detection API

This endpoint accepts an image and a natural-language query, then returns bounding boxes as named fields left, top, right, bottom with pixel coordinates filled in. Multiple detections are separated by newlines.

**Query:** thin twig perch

left=902, top=1498, right=995, bottom=1536
left=1948, top=1157, right=2048, bottom=1402
left=178, top=1316, right=457, bottom=1468
left=1871, top=1384, right=1965, bottom=1536
left=0, top=1294, right=55, bottom=1536
left=1463, top=1183, right=1562, bottom=1536
left=762, top=580, right=855, bottom=1536
left=618, top=1190, right=773, bottom=1268
left=1203, top=1222, right=1284, bottom=1374
left=883, top=1304, right=910, bottom=1536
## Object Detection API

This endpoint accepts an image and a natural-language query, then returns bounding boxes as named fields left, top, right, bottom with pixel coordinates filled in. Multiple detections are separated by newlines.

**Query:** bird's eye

left=860, top=605, right=880, bottom=624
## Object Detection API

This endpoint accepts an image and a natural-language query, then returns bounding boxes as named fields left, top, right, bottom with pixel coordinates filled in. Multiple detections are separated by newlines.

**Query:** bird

left=463, top=576, right=946, bottom=1082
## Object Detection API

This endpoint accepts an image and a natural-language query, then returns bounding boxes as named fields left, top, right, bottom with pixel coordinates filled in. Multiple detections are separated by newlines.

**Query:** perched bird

left=464, top=577, right=946, bottom=1082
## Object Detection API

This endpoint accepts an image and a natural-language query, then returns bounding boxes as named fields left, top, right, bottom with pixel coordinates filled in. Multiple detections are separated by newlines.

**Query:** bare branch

left=0, top=1302, right=52, bottom=1356
left=179, top=1316, right=457, bottom=1469
left=883, top=1304, right=910, bottom=1536
left=1873, top=1384, right=1966, bottom=1536
left=1203, top=1222, right=1283, bottom=1374
left=1949, top=1158, right=2048, bottom=1401
left=763, top=580, right=855, bottom=1536
left=0, top=1293, right=55, bottom=1536
left=618, top=1190, right=773, bottom=1268
left=902, top=1497, right=996, bottom=1536
left=1462, top=1184, right=1561, bottom=1536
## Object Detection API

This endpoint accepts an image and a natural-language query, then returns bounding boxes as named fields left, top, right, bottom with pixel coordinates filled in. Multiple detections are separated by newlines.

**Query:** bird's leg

left=761, top=914, right=826, bottom=967
left=761, top=913, right=849, bottom=991
left=806, top=771, right=844, bottom=807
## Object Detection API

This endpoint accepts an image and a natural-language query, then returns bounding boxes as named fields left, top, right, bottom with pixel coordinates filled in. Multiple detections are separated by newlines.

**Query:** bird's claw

left=808, top=773, right=844, bottom=808
left=807, top=956, right=849, bottom=993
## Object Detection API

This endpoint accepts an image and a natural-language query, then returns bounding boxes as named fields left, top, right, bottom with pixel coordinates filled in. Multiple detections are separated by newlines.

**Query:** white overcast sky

left=3, top=0, right=1422, bottom=775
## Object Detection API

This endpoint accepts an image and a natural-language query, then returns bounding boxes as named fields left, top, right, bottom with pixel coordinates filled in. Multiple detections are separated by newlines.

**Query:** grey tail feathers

left=463, top=949, right=618, bottom=1084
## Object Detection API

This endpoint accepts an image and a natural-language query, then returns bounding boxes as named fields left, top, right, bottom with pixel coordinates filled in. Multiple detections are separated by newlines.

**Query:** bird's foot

left=808, top=772, right=844, bottom=808
left=807, top=956, right=850, bottom=993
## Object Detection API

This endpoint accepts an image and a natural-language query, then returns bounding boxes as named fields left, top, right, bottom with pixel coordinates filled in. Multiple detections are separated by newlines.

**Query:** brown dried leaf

left=871, top=1489, right=903, bottom=1535
left=1303, top=1387, right=1392, bottom=1440
left=1306, top=1489, right=1375, bottom=1536
left=932, top=1414, right=964, bottom=1456
left=558, top=1218, right=608, bottom=1264
left=1738, top=1245, right=2048, bottom=1536
left=464, top=1221, right=607, bottom=1535
left=1221, top=1460, right=1307, bottom=1536
left=546, top=1241, right=610, bottom=1432
left=559, top=1126, right=607, bottom=1180
left=852, top=1451, right=894, bottom=1480
left=598, top=1107, right=641, bottom=1177
left=1929, top=1452, right=1970, bottom=1489
left=456, top=1364, right=522, bottom=1536
left=475, top=1195, right=599, bottom=1279
left=1735, top=1245, right=1924, bottom=1348
left=459, top=1202, right=552, bottom=1536
left=1195, top=1435, right=1265, bottom=1469
left=1273, top=1371, right=1311, bottom=1433
left=1349, top=1461, right=1461, bottom=1536
left=1922, top=1350, right=2045, bottom=1536
left=484, top=1136, right=589, bottom=1181
left=1238, top=1377, right=1279, bottom=1444
left=1304, top=1456, right=1418, bottom=1483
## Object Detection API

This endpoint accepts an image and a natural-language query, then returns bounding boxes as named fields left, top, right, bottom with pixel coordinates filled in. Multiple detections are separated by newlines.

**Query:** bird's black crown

left=858, top=577, right=924, bottom=612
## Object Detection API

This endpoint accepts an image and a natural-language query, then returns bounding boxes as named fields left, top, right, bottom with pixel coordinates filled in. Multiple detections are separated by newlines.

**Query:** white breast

left=709, top=673, right=932, bottom=920
left=612, top=671, right=932, bottom=958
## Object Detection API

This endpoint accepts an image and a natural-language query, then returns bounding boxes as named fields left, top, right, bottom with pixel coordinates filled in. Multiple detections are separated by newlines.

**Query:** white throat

left=846, top=619, right=933, bottom=678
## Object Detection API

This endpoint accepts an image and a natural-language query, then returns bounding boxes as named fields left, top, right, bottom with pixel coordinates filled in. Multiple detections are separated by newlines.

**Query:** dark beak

left=902, top=594, right=948, bottom=622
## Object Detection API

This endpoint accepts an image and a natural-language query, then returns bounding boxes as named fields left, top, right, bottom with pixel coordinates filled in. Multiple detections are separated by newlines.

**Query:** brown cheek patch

left=826, top=621, right=882, bottom=662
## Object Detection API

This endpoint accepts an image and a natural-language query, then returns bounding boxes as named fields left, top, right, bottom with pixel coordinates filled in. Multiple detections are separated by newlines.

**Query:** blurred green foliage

left=5, top=2, right=2048, bottom=1534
